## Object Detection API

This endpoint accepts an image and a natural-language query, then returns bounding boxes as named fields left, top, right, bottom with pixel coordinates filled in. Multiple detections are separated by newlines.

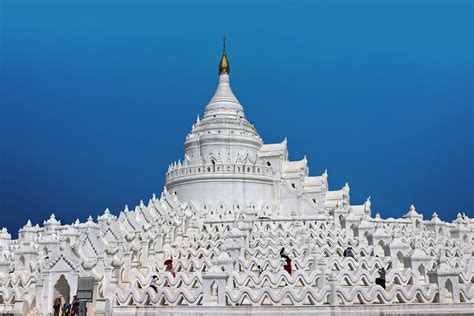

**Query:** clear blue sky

left=1, top=0, right=472, bottom=237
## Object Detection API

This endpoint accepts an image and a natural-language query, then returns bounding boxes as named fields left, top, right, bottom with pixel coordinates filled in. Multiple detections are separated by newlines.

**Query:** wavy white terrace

left=0, top=48, right=472, bottom=316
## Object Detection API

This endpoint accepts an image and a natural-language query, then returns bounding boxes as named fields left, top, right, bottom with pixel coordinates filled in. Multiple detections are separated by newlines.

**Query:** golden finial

left=219, top=36, right=230, bottom=75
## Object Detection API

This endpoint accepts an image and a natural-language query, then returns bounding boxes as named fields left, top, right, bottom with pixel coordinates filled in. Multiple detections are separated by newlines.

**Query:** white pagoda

left=0, top=45, right=473, bottom=315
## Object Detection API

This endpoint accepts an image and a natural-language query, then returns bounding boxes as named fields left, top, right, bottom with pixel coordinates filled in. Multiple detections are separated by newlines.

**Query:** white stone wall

left=171, top=177, right=276, bottom=211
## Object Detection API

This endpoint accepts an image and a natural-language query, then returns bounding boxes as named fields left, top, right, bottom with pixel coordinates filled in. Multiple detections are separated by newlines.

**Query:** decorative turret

left=0, top=228, right=11, bottom=256
left=43, top=213, right=61, bottom=235
left=388, top=229, right=411, bottom=269
left=450, top=212, right=471, bottom=252
left=19, top=220, right=37, bottom=245
left=403, top=204, right=424, bottom=232
left=425, top=212, right=446, bottom=241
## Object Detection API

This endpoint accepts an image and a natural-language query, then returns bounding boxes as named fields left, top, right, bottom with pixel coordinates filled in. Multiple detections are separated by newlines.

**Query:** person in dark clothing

left=53, top=297, right=61, bottom=316
left=375, top=267, right=386, bottom=289
left=150, top=275, right=158, bottom=292
left=343, top=247, right=355, bottom=258
left=72, top=295, right=79, bottom=315
left=280, top=247, right=289, bottom=260
left=256, top=265, right=263, bottom=277
left=62, top=302, right=71, bottom=316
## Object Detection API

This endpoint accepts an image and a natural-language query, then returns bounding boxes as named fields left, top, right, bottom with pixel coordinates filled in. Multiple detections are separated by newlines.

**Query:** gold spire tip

left=219, top=36, right=230, bottom=75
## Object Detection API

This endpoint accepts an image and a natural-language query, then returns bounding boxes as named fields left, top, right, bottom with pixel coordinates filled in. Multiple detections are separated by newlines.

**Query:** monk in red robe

left=164, top=259, right=176, bottom=278
left=283, top=257, right=292, bottom=275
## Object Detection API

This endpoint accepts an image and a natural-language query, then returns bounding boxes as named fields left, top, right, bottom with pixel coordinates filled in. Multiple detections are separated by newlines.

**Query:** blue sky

left=1, top=0, right=472, bottom=237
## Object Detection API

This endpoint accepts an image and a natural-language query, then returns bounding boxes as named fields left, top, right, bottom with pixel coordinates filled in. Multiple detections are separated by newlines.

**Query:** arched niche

left=53, top=274, right=71, bottom=303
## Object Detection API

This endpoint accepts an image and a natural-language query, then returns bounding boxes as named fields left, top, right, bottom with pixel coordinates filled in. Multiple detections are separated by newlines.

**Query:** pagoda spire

left=219, top=36, right=230, bottom=75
